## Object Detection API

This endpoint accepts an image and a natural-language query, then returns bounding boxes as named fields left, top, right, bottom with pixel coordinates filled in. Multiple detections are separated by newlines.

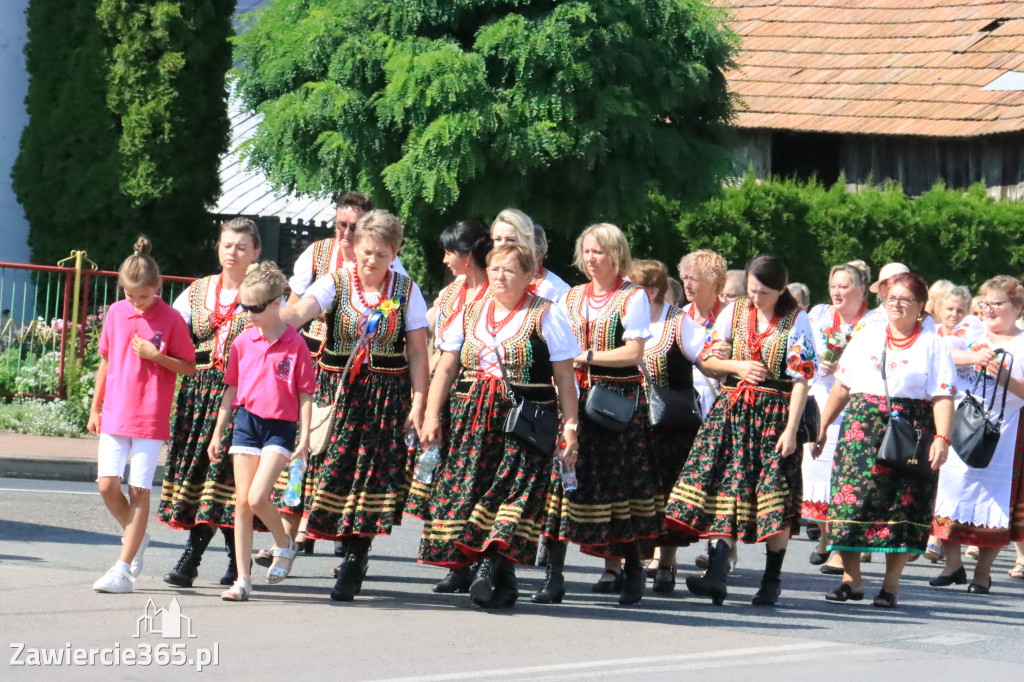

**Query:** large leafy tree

left=13, top=0, right=235, bottom=274
left=234, top=0, right=736, bottom=288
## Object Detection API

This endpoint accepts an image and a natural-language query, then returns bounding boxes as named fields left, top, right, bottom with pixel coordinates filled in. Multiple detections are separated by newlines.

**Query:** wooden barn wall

left=732, top=130, right=1024, bottom=200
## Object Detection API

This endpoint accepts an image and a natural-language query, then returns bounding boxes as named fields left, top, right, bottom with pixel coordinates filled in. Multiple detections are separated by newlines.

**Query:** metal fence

left=0, top=252, right=194, bottom=399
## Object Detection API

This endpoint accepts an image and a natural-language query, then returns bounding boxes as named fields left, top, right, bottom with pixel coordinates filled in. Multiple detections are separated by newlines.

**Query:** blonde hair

left=490, top=209, right=536, bottom=252
left=118, top=236, right=161, bottom=289
left=487, top=244, right=537, bottom=276
left=354, top=209, right=404, bottom=252
left=829, top=260, right=870, bottom=290
left=939, top=285, right=972, bottom=311
left=629, top=259, right=669, bottom=306
left=678, top=249, right=727, bottom=295
left=980, top=275, right=1024, bottom=311
left=573, top=223, right=631, bottom=278
left=242, top=261, right=288, bottom=302
left=925, top=279, right=955, bottom=316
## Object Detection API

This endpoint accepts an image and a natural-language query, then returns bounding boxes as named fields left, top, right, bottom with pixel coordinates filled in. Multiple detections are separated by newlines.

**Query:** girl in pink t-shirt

left=89, top=237, right=197, bottom=594
left=208, top=262, right=314, bottom=602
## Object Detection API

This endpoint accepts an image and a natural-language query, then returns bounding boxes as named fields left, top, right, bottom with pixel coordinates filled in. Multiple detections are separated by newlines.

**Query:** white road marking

left=365, top=641, right=842, bottom=682
left=0, top=487, right=99, bottom=496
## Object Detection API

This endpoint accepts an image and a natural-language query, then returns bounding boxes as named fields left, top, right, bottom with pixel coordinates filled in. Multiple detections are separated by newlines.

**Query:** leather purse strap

left=489, top=335, right=518, bottom=401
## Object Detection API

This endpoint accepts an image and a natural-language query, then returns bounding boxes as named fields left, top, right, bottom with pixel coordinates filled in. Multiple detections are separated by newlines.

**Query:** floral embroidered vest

left=188, top=275, right=250, bottom=369
left=643, top=305, right=694, bottom=390
left=565, top=281, right=643, bottom=381
left=460, top=296, right=553, bottom=385
left=730, top=300, right=799, bottom=380
left=303, top=237, right=340, bottom=347
left=327, top=269, right=412, bottom=357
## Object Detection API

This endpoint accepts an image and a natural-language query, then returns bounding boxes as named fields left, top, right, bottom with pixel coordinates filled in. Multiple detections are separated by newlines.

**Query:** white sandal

left=267, top=542, right=298, bottom=584
left=220, top=579, right=251, bottom=601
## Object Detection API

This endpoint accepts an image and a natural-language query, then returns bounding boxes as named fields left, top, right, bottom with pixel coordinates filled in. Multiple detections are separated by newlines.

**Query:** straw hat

left=869, top=262, right=910, bottom=293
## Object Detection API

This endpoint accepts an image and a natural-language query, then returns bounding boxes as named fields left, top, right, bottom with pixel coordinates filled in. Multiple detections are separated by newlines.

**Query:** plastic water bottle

left=283, top=458, right=305, bottom=507
left=558, top=453, right=578, bottom=493
left=415, top=445, right=442, bottom=484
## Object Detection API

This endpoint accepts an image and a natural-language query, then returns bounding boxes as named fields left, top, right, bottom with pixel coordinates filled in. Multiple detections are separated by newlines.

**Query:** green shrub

left=0, top=399, right=86, bottom=438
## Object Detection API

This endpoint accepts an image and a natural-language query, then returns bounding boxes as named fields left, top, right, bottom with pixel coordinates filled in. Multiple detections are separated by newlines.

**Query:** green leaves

left=234, top=0, right=736, bottom=288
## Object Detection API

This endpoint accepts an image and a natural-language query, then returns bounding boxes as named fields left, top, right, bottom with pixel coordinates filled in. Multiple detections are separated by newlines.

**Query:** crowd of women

left=89, top=190, right=1024, bottom=609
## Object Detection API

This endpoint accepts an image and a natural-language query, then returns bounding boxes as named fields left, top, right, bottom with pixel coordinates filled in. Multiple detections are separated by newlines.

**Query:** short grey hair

left=533, top=224, right=549, bottom=257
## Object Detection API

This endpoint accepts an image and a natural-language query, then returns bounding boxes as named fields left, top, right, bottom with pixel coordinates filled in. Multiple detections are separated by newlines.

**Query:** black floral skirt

left=405, top=386, right=465, bottom=522
left=418, top=378, right=554, bottom=568
left=665, top=385, right=801, bottom=543
left=304, top=369, right=413, bottom=539
left=826, top=393, right=937, bottom=554
left=648, top=422, right=699, bottom=548
left=541, top=380, right=662, bottom=557
left=159, top=368, right=239, bottom=529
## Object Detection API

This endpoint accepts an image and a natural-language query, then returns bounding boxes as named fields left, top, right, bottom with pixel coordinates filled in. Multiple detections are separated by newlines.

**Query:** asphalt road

left=1, top=477, right=1021, bottom=680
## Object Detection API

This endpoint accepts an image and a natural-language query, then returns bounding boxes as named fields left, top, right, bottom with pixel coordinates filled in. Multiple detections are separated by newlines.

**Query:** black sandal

left=825, top=582, right=864, bottom=602
left=591, top=569, right=624, bottom=593
left=871, top=589, right=898, bottom=608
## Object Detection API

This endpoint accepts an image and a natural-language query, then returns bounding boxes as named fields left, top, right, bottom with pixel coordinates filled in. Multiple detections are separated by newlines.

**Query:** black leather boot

left=469, top=552, right=503, bottom=604
left=751, top=547, right=786, bottom=606
left=536, top=536, right=549, bottom=567
left=477, top=560, right=519, bottom=609
left=219, top=527, right=238, bottom=586
left=619, top=542, right=645, bottom=606
left=686, top=539, right=730, bottom=605
left=330, top=537, right=371, bottom=601
left=433, top=566, right=473, bottom=594
left=531, top=541, right=567, bottom=604
left=164, top=524, right=215, bottom=587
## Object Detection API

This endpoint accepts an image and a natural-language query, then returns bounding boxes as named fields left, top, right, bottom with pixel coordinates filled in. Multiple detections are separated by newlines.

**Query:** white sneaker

left=130, top=533, right=151, bottom=578
left=93, top=565, right=135, bottom=593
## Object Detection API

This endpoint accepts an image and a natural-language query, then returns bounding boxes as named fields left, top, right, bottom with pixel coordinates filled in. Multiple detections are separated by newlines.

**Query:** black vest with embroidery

left=644, top=304, right=694, bottom=390
left=460, top=296, right=553, bottom=386
left=188, top=275, right=250, bottom=369
left=729, top=299, right=799, bottom=380
left=564, top=281, right=643, bottom=380
left=325, top=269, right=412, bottom=358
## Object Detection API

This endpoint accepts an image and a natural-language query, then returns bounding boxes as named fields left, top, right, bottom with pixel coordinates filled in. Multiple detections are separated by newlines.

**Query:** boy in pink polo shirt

left=208, top=262, right=315, bottom=601
left=90, top=237, right=196, bottom=594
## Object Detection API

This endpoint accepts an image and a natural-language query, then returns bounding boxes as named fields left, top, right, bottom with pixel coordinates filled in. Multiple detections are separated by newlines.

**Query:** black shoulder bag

left=581, top=299, right=637, bottom=432
left=951, top=349, right=1011, bottom=469
left=491, top=337, right=561, bottom=455
left=876, top=347, right=936, bottom=478
left=643, top=366, right=703, bottom=431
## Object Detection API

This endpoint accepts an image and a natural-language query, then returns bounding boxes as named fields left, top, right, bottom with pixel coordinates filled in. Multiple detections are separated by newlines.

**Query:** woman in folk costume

left=160, top=218, right=261, bottom=588
left=282, top=210, right=430, bottom=601
left=535, top=223, right=658, bottom=607
left=931, top=276, right=1024, bottom=594
left=418, top=244, right=581, bottom=608
left=666, top=254, right=816, bottom=606
left=406, top=219, right=492, bottom=595
left=801, top=261, right=872, bottom=573
left=629, top=259, right=708, bottom=594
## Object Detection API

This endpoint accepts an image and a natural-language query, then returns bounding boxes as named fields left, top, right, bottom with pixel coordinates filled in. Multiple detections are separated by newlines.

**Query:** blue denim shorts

left=228, top=406, right=297, bottom=459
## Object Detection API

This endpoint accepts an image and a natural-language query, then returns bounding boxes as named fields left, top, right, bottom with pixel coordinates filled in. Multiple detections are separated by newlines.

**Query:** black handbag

left=491, top=338, right=560, bottom=455
left=876, top=348, right=936, bottom=478
left=580, top=299, right=637, bottom=432
left=797, top=397, right=820, bottom=445
left=584, top=384, right=638, bottom=432
left=643, top=367, right=703, bottom=430
left=951, top=349, right=1011, bottom=469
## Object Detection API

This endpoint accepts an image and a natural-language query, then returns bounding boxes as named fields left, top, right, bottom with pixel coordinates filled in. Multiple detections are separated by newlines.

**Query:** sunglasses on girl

left=240, top=295, right=279, bottom=314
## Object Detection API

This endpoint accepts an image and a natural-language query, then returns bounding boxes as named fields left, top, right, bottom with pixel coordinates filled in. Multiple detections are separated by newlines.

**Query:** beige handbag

left=309, top=339, right=364, bottom=456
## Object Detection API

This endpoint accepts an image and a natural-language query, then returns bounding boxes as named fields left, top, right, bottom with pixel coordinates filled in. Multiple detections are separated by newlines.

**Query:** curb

left=0, top=456, right=164, bottom=486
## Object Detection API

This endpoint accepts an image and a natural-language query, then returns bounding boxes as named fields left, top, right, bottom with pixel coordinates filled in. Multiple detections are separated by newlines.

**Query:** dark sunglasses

left=337, top=221, right=358, bottom=232
left=240, top=295, right=279, bottom=314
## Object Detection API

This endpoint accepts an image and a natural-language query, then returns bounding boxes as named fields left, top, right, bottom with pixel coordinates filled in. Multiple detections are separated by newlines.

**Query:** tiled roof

left=722, top=1, right=1024, bottom=136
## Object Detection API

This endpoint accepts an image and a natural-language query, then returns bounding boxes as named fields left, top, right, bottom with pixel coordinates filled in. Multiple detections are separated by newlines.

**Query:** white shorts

left=96, top=434, right=164, bottom=489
